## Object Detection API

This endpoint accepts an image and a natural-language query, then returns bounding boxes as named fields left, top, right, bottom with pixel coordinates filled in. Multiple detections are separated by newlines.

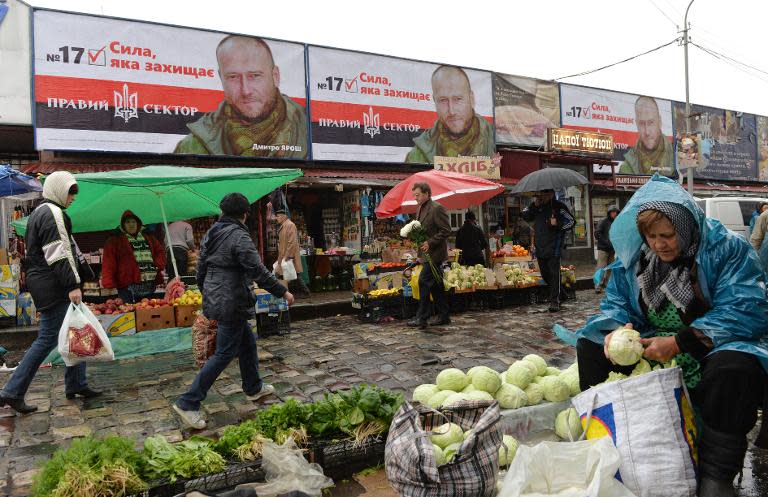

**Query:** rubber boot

left=697, top=423, right=746, bottom=497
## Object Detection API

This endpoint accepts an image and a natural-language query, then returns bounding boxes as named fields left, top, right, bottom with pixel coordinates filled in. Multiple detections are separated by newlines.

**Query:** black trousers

left=538, top=256, right=561, bottom=304
left=166, top=246, right=189, bottom=279
left=416, top=263, right=448, bottom=322
left=577, top=338, right=765, bottom=436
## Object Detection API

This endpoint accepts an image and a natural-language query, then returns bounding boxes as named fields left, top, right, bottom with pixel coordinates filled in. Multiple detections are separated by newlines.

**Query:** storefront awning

left=297, top=169, right=412, bottom=187
left=20, top=163, right=138, bottom=174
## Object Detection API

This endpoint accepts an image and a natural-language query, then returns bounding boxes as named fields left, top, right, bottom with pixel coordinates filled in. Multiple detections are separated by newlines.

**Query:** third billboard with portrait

left=560, top=85, right=675, bottom=176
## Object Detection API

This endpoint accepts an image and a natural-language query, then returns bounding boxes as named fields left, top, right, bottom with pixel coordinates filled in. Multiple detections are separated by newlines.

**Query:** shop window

left=549, top=164, right=591, bottom=248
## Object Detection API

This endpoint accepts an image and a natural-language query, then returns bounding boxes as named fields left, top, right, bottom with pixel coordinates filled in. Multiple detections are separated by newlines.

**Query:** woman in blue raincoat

left=556, top=176, right=768, bottom=497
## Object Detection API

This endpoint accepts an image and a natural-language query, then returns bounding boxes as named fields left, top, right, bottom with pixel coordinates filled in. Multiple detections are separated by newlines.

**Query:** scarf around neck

left=636, top=201, right=699, bottom=314
left=436, top=115, right=481, bottom=158
left=223, top=93, right=287, bottom=156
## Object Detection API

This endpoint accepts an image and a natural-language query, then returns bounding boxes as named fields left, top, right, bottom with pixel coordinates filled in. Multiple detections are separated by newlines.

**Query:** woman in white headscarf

left=0, top=172, right=101, bottom=414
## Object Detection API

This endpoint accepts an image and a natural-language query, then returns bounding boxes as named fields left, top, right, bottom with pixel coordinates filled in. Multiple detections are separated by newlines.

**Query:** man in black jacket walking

left=594, top=206, right=619, bottom=294
left=174, top=193, right=294, bottom=429
left=521, top=190, right=575, bottom=312
left=0, top=171, right=100, bottom=413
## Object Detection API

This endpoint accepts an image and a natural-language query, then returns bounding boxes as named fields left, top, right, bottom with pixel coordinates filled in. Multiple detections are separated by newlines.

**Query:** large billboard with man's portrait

left=33, top=10, right=308, bottom=158
left=308, top=46, right=495, bottom=164
left=673, top=103, right=758, bottom=181
left=560, top=85, right=676, bottom=176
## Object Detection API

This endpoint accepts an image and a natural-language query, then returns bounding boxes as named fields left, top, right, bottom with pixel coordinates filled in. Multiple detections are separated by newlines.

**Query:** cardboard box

left=0, top=299, right=15, bottom=318
left=368, top=271, right=403, bottom=290
left=174, top=304, right=201, bottom=328
left=97, top=311, right=136, bottom=336
left=135, top=306, right=175, bottom=332
left=353, top=278, right=370, bottom=294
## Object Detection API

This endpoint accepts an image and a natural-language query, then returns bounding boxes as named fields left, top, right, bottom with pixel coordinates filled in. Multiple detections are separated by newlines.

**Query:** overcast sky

left=26, top=0, right=768, bottom=116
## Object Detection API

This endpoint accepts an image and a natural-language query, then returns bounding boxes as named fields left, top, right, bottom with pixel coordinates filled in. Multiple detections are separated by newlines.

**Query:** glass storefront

left=548, top=163, right=591, bottom=248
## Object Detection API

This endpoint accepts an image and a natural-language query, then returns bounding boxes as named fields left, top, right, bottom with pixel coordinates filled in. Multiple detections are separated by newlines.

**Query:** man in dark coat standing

left=522, top=190, right=575, bottom=312
left=455, top=211, right=489, bottom=267
left=174, top=193, right=294, bottom=429
left=408, top=182, right=451, bottom=329
left=594, top=206, right=620, bottom=293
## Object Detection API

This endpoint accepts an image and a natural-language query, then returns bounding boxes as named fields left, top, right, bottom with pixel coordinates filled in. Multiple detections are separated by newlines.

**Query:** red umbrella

left=375, top=170, right=505, bottom=218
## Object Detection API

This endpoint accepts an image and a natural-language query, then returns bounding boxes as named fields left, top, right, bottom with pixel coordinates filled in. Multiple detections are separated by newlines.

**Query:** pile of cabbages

left=430, top=421, right=519, bottom=468
left=411, top=354, right=580, bottom=411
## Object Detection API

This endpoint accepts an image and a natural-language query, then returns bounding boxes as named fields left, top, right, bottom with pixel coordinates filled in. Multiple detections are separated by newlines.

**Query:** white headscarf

left=42, top=171, right=77, bottom=207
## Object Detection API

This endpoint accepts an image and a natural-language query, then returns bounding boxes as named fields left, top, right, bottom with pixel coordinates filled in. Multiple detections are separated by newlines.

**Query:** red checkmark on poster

left=88, top=46, right=106, bottom=63
left=345, top=76, right=357, bottom=90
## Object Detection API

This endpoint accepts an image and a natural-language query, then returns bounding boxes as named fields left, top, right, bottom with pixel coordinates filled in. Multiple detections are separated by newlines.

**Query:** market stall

left=12, top=166, right=301, bottom=347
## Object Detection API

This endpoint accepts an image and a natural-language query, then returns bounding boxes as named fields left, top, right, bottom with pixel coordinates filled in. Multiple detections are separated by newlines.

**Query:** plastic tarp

left=0, top=164, right=42, bottom=197
left=12, top=165, right=302, bottom=235
left=43, top=326, right=192, bottom=365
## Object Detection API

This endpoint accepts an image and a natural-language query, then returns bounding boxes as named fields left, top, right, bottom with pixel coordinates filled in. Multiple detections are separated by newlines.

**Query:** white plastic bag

left=571, top=368, right=698, bottom=497
left=57, top=303, right=115, bottom=366
left=280, top=259, right=298, bottom=282
left=498, top=437, right=637, bottom=497
left=235, top=439, right=333, bottom=497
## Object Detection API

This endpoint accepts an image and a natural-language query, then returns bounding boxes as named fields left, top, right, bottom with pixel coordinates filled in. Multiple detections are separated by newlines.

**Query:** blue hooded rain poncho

left=555, top=175, right=768, bottom=372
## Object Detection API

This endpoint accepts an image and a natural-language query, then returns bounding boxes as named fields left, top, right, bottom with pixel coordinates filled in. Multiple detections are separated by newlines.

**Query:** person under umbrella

left=522, top=190, right=574, bottom=312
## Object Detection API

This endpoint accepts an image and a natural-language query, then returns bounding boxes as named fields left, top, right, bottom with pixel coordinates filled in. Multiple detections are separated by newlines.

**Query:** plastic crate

left=481, top=289, right=505, bottom=310
left=257, top=311, right=291, bottom=337
left=402, top=297, right=419, bottom=319
left=132, top=460, right=264, bottom=497
left=448, top=290, right=469, bottom=314
left=502, top=287, right=536, bottom=306
left=311, top=436, right=386, bottom=480
left=357, top=296, right=402, bottom=323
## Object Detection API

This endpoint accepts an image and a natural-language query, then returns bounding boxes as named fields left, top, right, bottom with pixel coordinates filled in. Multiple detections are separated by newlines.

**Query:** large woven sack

left=385, top=400, right=502, bottom=497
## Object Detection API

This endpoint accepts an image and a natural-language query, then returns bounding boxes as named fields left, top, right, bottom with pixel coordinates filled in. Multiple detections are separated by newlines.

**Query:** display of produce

left=492, top=244, right=529, bottom=257
left=500, top=264, right=538, bottom=287
left=443, top=263, right=489, bottom=290
left=365, top=288, right=402, bottom=299
left=555, top=408, right=584, bottom=441
left=412, top=358, right=580, bottom=411
left=134, top=298, right=171, bottom=310
left=172, top=289, right=202, bottom=307
left=87, top=298, right=134, bottom=315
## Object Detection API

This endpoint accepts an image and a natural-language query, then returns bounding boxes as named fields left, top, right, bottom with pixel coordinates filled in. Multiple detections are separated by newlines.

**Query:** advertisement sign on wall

left=0, top=0, right=32, bottom=125
left=493, top=74, right=559, bottom=147
left=547, top=128, right=613, bottom=157
left=560, top=85, right=675, bottom=176
left=757, top=116, right=768, bottom=182
left=308, top=46, right=494, bottom=164
left=673, top=103, right=758, bottom=181
left=433, top=156, right=501, bottom=179
left=33, top=10, right=308, bottom=158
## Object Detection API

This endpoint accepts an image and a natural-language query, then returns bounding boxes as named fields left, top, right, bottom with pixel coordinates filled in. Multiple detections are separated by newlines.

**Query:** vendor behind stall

left=165, top=219, right=196, bottom=279
left=455, top=210, right=489, bottom=266
left=102, top=210, right=166, bottom=303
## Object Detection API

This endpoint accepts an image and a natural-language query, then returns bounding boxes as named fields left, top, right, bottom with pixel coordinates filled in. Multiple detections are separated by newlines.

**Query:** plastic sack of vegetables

left=571, top=368, right=697, bottom=497
left=497, top=437, right=636, bottom=497
left=191, top=313, right=217, bottom=368
left=385, top=400, right=502, bottom=497
left=57, top=303, right=114, bottom=366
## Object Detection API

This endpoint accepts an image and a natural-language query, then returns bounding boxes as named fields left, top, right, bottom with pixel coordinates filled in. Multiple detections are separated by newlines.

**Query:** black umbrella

left=509, top=167, right=589, bottom=194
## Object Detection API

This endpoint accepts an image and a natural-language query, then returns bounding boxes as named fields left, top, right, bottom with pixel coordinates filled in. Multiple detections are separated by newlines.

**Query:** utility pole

left=683, top=0, right=696, bottom=194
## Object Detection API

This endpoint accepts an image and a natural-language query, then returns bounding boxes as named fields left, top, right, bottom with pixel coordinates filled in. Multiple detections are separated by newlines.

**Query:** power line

left=661, top=0, right=683, bottom=17
left=555, top=38, right=680, bottom=81
left=691, top=33, right=767, bottom=76
left=690, top=42, right=768, bottom=86
left=646, top=0, right=678, bottom=27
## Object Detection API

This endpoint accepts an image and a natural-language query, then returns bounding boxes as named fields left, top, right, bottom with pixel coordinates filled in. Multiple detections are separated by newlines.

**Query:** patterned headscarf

left=636, top=201, right=700, bottom=313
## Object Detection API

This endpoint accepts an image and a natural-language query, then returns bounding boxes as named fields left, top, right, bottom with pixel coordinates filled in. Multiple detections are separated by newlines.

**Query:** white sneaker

left=246, top=383, right=275, bottom=402
left=172, top=404, right=207, bottom=429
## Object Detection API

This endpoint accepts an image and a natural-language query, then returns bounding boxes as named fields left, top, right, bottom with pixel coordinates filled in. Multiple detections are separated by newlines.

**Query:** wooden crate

left=174, top=305, right=201, bottom=328
left=136, top=306, right=175, bottom=332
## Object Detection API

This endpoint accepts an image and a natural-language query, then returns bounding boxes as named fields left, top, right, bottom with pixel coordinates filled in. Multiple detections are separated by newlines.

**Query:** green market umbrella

left=12, top=165, right=302, bottom=277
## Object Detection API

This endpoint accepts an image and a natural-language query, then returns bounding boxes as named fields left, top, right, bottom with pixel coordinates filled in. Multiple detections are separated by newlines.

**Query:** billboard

left=560, top=85, right=675, bottom=176
left=757, top=116, right=768, bottom=182
left=433, top=156, right=500, bottom=179
left=308, top=46, right=494, bottom=164
left=493, top=74, right=559, bottom=146
left=0, top=0, right=32, bottom=125
left=33, top=10, right=308, bottom=158
left=673, top=103, right=758, bottom=181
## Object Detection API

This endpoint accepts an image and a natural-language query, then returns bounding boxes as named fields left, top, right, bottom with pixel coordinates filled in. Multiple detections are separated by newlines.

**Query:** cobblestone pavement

left=0, top=291, right=765, bottom=496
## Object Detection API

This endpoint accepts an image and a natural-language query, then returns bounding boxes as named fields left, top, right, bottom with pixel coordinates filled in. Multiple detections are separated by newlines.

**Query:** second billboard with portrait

left=560, top=85, right=675, bottom=176
left=308, top=46, right=494, bottom=164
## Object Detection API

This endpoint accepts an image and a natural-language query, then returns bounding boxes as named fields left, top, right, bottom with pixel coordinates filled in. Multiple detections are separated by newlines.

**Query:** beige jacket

left=277, top=219, right=303, bottom=274
left=751, top=210, right=768, bottom=251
